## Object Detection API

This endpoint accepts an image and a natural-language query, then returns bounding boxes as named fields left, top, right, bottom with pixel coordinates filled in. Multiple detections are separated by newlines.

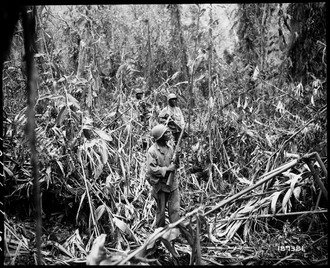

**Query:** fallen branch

left=273, top=253, right=294, bottom=266
left=201, top=256, right=224, bottom=266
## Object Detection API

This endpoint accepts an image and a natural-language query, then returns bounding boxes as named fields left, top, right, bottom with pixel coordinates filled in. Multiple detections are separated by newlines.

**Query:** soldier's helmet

left=167, top=93, right=177, bottom=102
left=151, top=124, right=168, bottom=141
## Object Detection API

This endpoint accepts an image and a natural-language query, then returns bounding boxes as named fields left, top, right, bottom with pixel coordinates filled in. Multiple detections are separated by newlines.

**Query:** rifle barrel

left=166, top=123, right=185, bottom=186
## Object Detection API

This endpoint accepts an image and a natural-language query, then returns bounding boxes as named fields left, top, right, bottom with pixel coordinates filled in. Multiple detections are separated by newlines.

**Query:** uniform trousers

left=153, top=188, right=180, bottom=228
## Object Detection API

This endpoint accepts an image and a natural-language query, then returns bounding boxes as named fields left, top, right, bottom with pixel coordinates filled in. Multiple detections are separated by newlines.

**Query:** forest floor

left=4, top=179, right=328, bottom=266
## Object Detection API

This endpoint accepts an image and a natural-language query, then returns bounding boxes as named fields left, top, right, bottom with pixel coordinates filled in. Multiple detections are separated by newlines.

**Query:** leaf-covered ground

left=4, top=136, right=328, bottom=265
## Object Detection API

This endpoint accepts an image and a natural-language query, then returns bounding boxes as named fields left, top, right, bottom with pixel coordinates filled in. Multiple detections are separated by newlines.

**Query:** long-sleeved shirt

left=146, top=142, right=178, bottom=194
left=159, top=105, right=185, bottom=130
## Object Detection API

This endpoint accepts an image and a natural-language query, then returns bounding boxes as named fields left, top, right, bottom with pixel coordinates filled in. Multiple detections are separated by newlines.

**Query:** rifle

left=165, top=123, right=186, bottom=186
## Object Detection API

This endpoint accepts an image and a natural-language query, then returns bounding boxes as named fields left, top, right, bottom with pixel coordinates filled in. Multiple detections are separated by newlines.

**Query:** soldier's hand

left=167, top=163, right=176, bottom=172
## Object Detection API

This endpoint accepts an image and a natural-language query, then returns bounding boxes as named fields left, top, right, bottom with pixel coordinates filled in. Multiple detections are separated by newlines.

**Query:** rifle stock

left=166, top=123, right=185, bottom=186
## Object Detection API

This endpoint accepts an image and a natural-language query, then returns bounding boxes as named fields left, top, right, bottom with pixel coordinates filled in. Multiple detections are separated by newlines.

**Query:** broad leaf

left=282, top=188, right=292, bottom=214
left=293, top=186, right=302, bottom=201
left=94, top=129, right=113, bottom=141
left=271, top=190, right=283, bottom=214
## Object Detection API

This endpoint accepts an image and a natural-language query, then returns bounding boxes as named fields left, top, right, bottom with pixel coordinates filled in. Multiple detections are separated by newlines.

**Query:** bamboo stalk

left=304, top=159, right=328, bottom=201
left=126, top=107, right=133, bottom=196
left=195, top=215, right=202, bottom=265
left=273, top=253, right=294, bottom=266
left=203, top=159, right=299, bottom=217
left=22, top=6, right=42, bottom=265
left=203, top=246, right=255, bottom=251
left=78, top=153, right=99, bottom=237
left=201, top=257, right=224, bottom=266
left=236, top=182, right=305, bottom=201
left=313, top=152, right=328, bottom=179
left=313, top=190, right=322, bottom=210
left=216, top=209, right=327, bottom=223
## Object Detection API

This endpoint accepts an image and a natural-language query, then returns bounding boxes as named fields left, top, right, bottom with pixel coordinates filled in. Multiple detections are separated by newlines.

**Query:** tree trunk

left=187, top=4, right=201, bottom=147
left=208, top=4, right=213, bottom=167
left=77, top=21, right=91, bottom=79
left=146, top=19, right=152, bottom=92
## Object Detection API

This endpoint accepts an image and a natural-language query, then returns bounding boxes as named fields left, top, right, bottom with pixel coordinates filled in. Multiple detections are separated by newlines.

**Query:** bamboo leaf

left=170, top=71, right=181, bottom=81
left=3, top=165, right=14, bottom=177
left=293, top=186, right=301, bottom=201
left=76, top=191, right=87, bottom=224
left=265, top=133, right=273, bottom=147
left=67, top=93, right=80, bottom=109
left=98, top=142, right=109, bottom=165
left=208, top=223, right=221, bottom=243
left=282, top=188, right=292, bottom=214
left=95, top=204, right=106, bottom=221
left=271, top=190, right=283, bottom=214
left=217, top=222, right=234, bottom=237
left=113, top=217, right=138, bottom=242
left=237, top=96, right=241, bottom=108
left=290, top=174, right=301, bottom=192
left=226, top=220, right=243, bottom=241
left=161, top=227, right=180, bottom=242
left=236, top=177, right=252, bottom=186
left=243, top=220, right=251, bottom=240
left=94, top=129, right=113, bottom=141
left=56, top=105, right=68, bottom=127
left=56, top=160, right=65, bottom=176
left=86, top=234, right=107, bottom=265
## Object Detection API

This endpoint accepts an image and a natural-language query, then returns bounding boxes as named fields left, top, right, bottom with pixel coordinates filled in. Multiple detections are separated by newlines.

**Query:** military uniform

left=159, top=94, right=185, bottom=144
left=146, top=127, right=180, bottom=228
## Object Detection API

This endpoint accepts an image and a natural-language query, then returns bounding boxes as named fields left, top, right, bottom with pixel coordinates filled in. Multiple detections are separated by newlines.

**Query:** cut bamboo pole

left=204, top=159, right=299, bottom=217
left=216, top=209, right=327, bottom=223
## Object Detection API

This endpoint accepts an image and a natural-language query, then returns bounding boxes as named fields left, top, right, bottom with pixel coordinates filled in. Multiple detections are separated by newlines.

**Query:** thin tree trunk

left=259, top=4, right=270, bottom=115
left=208, top=4, right=213, bottom=167
left=174, top=5, right=189, bottom=82
left=147, top=19, right=152, bottom=93
left=77, top=21, right=91, bottom=79
left=188, top=4, right=201, bottom=148
left=22, top=6, right=42, bottom=264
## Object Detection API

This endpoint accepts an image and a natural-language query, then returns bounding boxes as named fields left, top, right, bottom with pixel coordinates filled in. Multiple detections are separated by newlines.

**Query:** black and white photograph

left=1, top=3, right=327, bottom=265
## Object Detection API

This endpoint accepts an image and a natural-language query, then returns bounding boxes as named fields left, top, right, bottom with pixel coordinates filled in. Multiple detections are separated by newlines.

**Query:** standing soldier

left=159, top=93, right=185, bottom=145
left=146, top=124, right=181, bottom=229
